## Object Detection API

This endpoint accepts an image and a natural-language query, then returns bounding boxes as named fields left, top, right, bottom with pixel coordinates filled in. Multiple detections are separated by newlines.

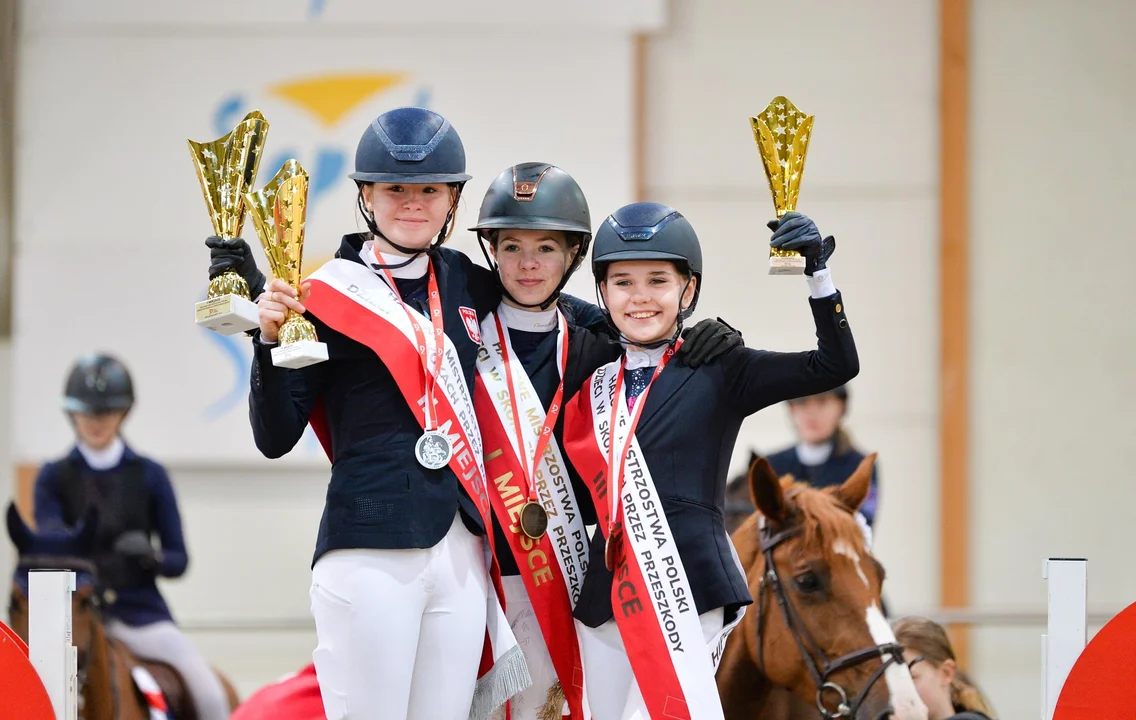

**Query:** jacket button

left=835, top=303, right=842, bottom=313
left=839, top=319, right=848, bottom=328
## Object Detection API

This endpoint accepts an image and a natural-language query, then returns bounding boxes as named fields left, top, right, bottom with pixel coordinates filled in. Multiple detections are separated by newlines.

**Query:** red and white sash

left=302, top=258, right=529, bottom=719
left=563, top=354, right=741, bottom=720
left=473, top=309, right=591, bottom=719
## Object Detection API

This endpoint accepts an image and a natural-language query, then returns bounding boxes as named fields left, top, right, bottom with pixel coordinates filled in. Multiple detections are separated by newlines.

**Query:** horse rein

left=753, top=516, right=906, bottom=719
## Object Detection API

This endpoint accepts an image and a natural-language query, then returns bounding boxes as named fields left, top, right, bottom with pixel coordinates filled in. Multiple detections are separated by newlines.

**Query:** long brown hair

left=893, top=616, right=995, bottom=717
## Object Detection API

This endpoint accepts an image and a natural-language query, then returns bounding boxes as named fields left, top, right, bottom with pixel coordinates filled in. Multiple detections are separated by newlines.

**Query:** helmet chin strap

left=358, top=187, right=462, bottom=269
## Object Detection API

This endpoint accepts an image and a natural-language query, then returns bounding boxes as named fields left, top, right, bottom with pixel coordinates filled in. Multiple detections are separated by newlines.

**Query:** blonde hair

left=893, top=616, right=996, bottom=717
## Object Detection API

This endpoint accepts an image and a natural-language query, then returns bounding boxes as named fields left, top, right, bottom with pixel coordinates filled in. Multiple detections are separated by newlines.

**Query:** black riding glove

left=676, top=317, right=744, bottom=368
left=767, top=212, right=836, bottom=276
left=205, top=236, right=267, bottom=300
left=113, top=530, right=162, bottom=570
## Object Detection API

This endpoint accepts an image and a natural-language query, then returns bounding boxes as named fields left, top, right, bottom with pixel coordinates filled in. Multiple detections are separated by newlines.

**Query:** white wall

left=970, top=1, right=1136, bottom=717
left=645, top=0, right=940, bottom=614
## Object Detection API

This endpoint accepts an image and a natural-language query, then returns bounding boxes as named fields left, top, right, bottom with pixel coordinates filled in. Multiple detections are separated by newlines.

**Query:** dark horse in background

left=716, top=455, right=928, bottom=720
left=6, top=502, right=240, bottom=720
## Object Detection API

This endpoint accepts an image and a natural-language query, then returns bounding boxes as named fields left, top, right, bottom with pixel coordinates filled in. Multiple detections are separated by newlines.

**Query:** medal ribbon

left=380, top=263, right=445, bottom=431
left=493, top=311, right=569, bottom=507
left=606, top=342, right=680, bottom=538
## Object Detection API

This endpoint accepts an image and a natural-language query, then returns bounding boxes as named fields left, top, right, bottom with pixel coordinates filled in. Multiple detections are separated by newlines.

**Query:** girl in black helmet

left=468, top=163, right=741, bottom=720
left=560, top=204, right=860, bottom=719
left=240, top=107, right=522, bottom=720
left=32, top=353, right=231, bottom=719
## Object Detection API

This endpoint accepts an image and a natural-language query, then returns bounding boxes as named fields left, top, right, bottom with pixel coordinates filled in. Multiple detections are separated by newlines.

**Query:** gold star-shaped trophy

left=244, top=159, right=328, bottom=369
left=188, top=111, right=269, bottom=332
left=751, top=96, right=814, bottom=275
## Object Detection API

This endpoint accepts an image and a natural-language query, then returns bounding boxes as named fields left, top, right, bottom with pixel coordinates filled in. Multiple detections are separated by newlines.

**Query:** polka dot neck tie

left=625, top=366, right=654, bottom=410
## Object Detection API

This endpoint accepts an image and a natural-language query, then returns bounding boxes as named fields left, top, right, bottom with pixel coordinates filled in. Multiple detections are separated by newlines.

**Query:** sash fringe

left=469, top=643, right=533, bottom=720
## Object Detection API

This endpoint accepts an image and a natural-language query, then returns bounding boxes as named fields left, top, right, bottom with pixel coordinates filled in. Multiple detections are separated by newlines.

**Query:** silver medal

left=415, top=430, right=453, bottom=470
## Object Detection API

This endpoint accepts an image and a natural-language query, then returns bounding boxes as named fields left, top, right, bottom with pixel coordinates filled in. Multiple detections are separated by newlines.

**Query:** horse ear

left=833, top=452, right=876, bottom=512
left=749, top=457, right=788, bottom=522
left=6, top=501, right=34, bottom=554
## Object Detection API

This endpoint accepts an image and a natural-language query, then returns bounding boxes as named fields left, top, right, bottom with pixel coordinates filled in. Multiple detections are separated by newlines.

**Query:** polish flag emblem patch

left=459, top=306, right=481, bottom=343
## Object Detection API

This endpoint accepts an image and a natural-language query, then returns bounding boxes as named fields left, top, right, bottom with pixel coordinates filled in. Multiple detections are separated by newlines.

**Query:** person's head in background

left=894, top=616, right=996, bottom=720
left=62, top=353, right=134, bottom=451
left=786, top=385, right=848, bottom=446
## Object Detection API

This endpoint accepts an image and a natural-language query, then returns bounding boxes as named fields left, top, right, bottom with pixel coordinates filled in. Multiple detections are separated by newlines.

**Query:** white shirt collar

left=795, top=440, right=834, bottom=466
left=497, top=302, right=558, bottom=333
left=625, top=344, right=668, bottom=370
left=363, top=240, right=429, bottom=279
left=77, top=436, right=125, bottom=471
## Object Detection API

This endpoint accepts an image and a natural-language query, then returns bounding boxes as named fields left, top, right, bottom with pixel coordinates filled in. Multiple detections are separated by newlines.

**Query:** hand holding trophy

left=750, top=96, right=814, bottom=275
left=245, top=159, right=329, bottom=369
left=188, top=110, right=269, bottom=332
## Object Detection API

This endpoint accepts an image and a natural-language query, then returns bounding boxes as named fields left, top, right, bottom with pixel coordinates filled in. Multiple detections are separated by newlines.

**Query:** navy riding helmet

left=350, top=107, right=471, bottom=259
left=591, top=202, right=703, bottom=346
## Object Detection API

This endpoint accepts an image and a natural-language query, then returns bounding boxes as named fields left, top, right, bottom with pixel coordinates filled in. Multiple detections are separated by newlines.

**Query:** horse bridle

left=754, top=516, right=906, bottom=720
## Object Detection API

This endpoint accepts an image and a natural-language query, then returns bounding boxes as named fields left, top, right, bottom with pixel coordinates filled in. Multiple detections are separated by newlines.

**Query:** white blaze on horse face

left=832, top=539, right=869, bottom=587
left=866, top=605, right=929, bottom=720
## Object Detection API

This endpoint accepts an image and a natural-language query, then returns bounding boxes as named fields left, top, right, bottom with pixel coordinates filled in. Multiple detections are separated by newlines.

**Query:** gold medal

left=519, top=501, right=549, bottom=539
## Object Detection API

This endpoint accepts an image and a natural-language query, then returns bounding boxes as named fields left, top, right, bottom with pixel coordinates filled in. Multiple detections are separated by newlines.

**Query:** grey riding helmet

left=470, top=162, right=592, bottom=309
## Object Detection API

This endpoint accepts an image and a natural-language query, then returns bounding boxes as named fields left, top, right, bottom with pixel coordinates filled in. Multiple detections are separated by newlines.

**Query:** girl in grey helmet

left=560, top=203, right=861, bottom=719
left=469, top=164, right=742, bottom=720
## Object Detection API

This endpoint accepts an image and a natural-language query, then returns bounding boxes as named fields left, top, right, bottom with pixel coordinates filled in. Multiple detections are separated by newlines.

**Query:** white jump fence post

left=29, top=569, right=79, bottom=720
left=1042, top=558, right=1087, bottom=720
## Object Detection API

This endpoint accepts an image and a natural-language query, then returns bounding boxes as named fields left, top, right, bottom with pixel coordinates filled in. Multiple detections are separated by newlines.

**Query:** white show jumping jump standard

left=29, top=569, right=79, bottom=720
left=1041, top=558, right=1087, bottom=720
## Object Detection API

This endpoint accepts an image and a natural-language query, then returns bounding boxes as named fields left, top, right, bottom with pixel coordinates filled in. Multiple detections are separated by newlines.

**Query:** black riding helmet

left=62, top=353, right=134, bottom=416
left=350, top=107, right=471, bottom=265
left=470, top=162, right=592, bottom=310
left=592, top=202, right=703, bottom=347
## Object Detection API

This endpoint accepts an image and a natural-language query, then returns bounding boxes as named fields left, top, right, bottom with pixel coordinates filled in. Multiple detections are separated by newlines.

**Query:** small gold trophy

left=244, top=159, right=328, bottom=369
left=188, top=110, right=270, bottom=333
left=751, top=96, right=813, bottom=275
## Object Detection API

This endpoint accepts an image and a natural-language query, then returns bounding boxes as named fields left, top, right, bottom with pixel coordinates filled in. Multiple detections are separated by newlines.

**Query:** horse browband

left=754, top=514, right=906, bottom=720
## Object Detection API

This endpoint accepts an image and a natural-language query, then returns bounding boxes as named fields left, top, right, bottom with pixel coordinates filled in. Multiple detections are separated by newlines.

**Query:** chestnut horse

left=716, top=455, right=928, bottom=720
left=6, top=503, right=240, bottom=720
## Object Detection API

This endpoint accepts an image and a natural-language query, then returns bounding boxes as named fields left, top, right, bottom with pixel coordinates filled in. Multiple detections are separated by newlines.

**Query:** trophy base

left=272, top=340, right=329, bottom=369
left=768, top=255, right=807, bottom=276
left=195, top=295, right=260, bottom=335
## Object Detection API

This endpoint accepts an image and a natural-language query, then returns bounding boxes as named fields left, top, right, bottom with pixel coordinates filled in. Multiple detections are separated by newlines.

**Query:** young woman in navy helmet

left=237, top=107, right=521, bottom=720
left=466, top=163, right=740, bottom=720
left=561, top=203, right=861, bottom=718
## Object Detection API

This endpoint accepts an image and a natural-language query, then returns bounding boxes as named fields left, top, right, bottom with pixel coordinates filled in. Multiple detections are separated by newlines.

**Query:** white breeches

left=309, top=513, right=490, bottom=720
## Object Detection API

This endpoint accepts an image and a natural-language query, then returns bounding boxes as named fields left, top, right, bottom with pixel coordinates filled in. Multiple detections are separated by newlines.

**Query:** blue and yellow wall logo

left=202, top=70, right=430, bottom=422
